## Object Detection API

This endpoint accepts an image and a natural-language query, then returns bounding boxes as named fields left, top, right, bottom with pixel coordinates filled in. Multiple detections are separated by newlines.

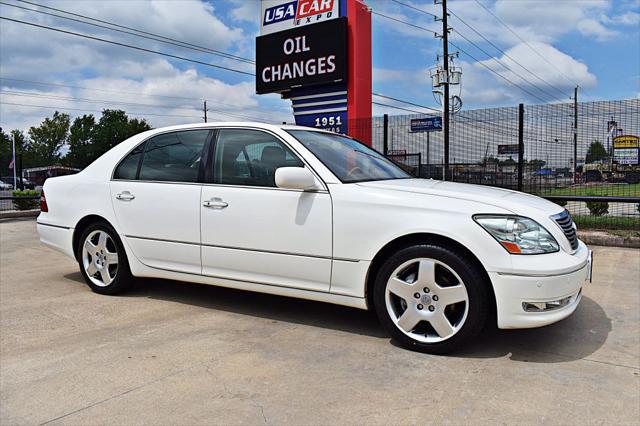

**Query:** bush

left=554, top=199, right=567, bottom=207
left=586, top=201, right=609, bottom=216
left=12, top=189, right=40, bottom=210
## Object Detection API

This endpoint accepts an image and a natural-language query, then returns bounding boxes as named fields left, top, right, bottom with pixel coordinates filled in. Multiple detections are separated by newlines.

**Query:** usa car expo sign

left=255, top=0, right=372, bottom=144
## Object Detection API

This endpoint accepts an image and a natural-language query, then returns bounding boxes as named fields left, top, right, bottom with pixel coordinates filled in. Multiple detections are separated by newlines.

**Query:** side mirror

left=275, top=167, right=321, bottom=191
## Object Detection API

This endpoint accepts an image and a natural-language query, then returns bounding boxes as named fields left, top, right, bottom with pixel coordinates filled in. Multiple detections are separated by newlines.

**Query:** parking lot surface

left=1, top=218, right=639, bottom=425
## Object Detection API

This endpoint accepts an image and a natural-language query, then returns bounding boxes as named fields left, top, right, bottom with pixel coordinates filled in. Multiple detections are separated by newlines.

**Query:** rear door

left=110, top=129, right=212, bottom=274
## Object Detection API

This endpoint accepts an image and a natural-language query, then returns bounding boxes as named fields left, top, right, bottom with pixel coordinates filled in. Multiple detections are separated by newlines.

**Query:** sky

left=0, top=0, right=639, bottom=133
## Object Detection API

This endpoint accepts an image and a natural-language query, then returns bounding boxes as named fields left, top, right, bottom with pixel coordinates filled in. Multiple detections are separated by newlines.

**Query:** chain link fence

left=353, top=98, right=640, bottom=231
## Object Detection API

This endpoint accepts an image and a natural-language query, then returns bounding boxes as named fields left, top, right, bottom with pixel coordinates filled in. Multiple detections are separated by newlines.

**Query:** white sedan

left=37, top=123, right=592, bottom=353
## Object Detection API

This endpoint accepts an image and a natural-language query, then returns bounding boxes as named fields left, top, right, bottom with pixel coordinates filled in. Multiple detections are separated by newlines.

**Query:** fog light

left=522, top=291, right=580, bottom=312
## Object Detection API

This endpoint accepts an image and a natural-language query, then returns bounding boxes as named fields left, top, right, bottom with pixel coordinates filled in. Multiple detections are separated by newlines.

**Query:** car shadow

left=64, top=273, right=611, bottom=362
left=451, top=296, right=612, bottom=363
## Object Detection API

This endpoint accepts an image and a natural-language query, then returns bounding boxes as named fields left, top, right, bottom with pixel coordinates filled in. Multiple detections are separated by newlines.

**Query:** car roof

left=136, top=122, right=336, bottom=137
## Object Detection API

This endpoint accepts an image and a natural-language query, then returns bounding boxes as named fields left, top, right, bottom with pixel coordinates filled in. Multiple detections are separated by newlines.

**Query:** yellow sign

left=614, top=135, right=639, bottom=149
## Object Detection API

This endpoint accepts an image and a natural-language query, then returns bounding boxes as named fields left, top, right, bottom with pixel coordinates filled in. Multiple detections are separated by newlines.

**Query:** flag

left=8, top=154, right=14, bottom=170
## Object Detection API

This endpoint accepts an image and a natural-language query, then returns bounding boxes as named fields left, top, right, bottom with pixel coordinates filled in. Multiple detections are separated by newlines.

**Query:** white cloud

left=0, top=0, right=292, bottom=132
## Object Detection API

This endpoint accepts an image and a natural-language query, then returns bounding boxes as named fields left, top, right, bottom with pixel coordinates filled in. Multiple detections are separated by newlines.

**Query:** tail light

left=40, top=191, right=48, bottom=212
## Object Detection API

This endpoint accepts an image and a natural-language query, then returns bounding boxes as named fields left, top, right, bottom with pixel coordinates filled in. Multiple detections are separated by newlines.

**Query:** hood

left=357, top=179, right=564, bottom=216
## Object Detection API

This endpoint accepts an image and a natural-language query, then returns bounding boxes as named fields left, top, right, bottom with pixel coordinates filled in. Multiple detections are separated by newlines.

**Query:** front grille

left=552, top=210, right=579, bottom=250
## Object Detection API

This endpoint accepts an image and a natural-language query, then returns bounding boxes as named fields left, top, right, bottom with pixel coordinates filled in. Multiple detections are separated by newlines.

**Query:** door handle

left=115, top=191, right=135, bottom=201
left=203, top=197, right=228, bottom=209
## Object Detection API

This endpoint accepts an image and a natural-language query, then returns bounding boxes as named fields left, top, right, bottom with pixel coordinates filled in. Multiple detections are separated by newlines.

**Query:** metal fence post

left=383, top=114, right=389, bottom=155
left=518, top=103, right=524, bottom=192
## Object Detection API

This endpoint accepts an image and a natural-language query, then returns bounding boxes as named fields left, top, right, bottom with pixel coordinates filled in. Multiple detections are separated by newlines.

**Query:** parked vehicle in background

left=22, top=166, right=80, bottom=187
left=1, top=176, right=36, bottom=190
left=0, top=180, right=12, bottom=190
left=37, top=123, right=592, bottom=354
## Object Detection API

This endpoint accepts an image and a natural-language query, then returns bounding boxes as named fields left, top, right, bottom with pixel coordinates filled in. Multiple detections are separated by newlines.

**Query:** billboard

left=255, top=17, right=347, bottom=95
left=410, top=117, right=442, bottom=133
left=497, top=144, right=520, bottom=155
left=261, top=0, right=340, bottom=35
left=613, top=135, right=639, bottom=165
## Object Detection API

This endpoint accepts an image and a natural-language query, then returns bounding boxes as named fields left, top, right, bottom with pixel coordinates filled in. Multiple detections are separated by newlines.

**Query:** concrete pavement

left=1, top=218, right=639, bottom=425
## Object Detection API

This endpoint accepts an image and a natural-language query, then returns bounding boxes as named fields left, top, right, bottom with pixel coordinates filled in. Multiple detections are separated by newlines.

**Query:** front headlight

left=473, top=215, right=559, bottom=254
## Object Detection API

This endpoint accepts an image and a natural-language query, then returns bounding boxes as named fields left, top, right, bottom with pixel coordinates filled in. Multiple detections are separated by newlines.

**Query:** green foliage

left=586, top=140, right=608, bottom=163
left=11, top=189, right=39, bottom=210
left=586, top=201, right=609, bottom=216
left=64, top=114, right=96, bottom=169
left=27, top=111, right=70, bottom=167
left=66, top=109, right=151, bottom=168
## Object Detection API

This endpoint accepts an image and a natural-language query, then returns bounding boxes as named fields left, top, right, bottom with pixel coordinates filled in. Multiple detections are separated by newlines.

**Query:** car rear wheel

left=78, top=223, right=133, bottom=295
left=373, top=244, right=489, bottom=354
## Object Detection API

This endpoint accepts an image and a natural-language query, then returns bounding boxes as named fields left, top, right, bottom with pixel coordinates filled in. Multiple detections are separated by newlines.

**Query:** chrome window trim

left=111, top=125, right=330, bottom=192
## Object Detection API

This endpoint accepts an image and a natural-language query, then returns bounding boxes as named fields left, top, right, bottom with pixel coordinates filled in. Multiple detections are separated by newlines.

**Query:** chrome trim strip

left=292, top=99, right=347, bottom=108
left=36, top=221, right=71, bottom=230
left=289, top=91, right=347, bottom=101
left=109, top=179, right=329, bottom=193
left=293, top=107, right=348, bottom=116
left=124, top=235, right=360, bottom=263
left=497, top=261, right=588, bottom=277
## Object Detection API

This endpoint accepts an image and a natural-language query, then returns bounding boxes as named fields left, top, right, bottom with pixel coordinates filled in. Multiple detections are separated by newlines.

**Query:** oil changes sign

left=613, top=135, right=639, bottom=165
left=256, top=17, right=347, bottom=95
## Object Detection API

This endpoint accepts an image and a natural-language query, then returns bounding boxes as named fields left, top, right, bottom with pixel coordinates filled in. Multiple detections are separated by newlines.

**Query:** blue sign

left=295, top=110, right=348, bottom=134
left=410, top=117, right=442, bottom=132
left=263, top=1, right=298, bottom=27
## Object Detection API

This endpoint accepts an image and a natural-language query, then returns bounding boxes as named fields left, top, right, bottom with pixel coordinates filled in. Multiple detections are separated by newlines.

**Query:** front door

left=110, top=129, right=211, bottom=274
left=200, top=128, right=332, bottom=292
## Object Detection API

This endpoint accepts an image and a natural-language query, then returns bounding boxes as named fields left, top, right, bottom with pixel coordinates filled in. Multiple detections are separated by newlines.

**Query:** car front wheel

left=78, top=222, right=133, bottom=295
left=373, top=244, right=489, bottom=354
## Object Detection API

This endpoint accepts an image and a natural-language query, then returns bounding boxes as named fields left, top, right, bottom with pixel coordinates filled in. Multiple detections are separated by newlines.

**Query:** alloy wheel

left=385, top=258, right=469, bottom=343
left=81, top=230, right=119, bottom=287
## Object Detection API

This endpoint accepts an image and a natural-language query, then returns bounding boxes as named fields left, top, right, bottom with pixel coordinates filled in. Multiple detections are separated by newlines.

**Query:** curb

left=577, top=231, right=640, bottom=249
left=0, top=210, right=39, bottom=219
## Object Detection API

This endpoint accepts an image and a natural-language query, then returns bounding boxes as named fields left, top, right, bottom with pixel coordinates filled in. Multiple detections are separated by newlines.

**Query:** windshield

left=287, top=130, right=411, bottom=183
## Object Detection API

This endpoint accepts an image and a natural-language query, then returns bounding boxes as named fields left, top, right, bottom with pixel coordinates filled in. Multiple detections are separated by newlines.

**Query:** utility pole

left=573, top=86, right=578, bottom=184
left=441, top=0, right=450, bottom=181
left=203, top=100, right=208, bottom=123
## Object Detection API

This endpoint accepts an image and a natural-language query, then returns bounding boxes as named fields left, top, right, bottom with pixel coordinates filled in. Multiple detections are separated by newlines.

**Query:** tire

left=373, top=244, right=489, bottom=354
left=77, top=222, right=133, bottom=295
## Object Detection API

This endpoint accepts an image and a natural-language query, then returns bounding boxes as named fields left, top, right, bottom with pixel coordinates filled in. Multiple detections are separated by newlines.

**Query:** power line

left=0, top=101, right=202, bottom=119
left=13, top=0, right=255, bottom=64
left=373, top=93, right=440, bottom=112
left=448, top=38, right=550, bottom=104
left=371, top=11, right=438, bottom=35
left=451, top=29, right=563, bottom=103
left=447, top=8, right=570, bottom=100
left=0, top=77, right=286, bottom=116
left=473, top=0, right=589, bottom=95
left=0, top=90, right=279, bottom=122
left=389, top=0, right=437, bottom=19
left=0, top=16, right=256, bottom=76
left=372, top=101, right=428, bottom=115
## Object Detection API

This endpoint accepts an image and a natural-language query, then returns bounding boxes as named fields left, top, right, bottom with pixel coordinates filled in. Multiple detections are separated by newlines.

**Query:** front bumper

left=490, top=245, right=591, bottom=329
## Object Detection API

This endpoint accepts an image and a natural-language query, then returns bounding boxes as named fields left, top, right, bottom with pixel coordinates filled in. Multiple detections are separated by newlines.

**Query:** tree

left=586, top=140, right=608, bottom=163
left=65, top=110, right=151, bottom=168
left=0, top=130, right=11, bottom=177
left=87, top=110, right=151, bottom=166
left=65, top=114, right=96, bottom=169
left=27, top=111, right=70, bottom=166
